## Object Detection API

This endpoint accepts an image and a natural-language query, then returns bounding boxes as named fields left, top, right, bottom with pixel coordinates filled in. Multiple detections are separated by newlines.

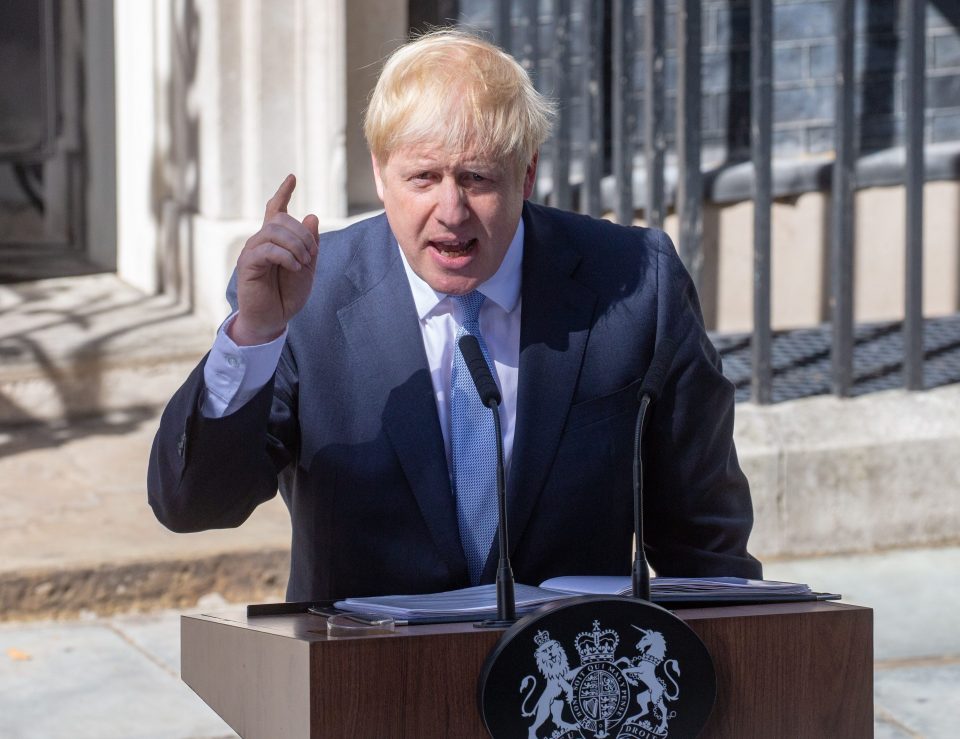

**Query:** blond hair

left=364, top=30, right=555, bottom=167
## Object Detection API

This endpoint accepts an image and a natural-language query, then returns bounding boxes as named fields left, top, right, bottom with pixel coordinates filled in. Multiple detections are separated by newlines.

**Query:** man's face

left=372, top=143, right=538, bottom=295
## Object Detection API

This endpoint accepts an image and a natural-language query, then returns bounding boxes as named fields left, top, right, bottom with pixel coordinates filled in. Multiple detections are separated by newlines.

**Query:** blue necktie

left=450, top=291, right=499, bottom=585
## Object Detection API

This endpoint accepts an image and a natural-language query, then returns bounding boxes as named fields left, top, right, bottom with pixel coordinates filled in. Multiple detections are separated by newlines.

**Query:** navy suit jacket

left=148, top=202, right=761, bottom=601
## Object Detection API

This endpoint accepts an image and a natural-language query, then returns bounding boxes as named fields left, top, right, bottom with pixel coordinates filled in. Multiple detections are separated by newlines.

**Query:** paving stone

left=109, top=610, right=190, bottom=677
left=0, top=616, right=238, bottom=739
left=873, top=716, right=916, bottom=739
left=763, top=547, right=960, bottom=662
left=875, top=662, right=960, bottom=738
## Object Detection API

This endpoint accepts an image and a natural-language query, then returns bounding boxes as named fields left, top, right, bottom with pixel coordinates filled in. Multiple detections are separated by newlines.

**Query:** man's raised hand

left=230, top=174, right=320, bottom=346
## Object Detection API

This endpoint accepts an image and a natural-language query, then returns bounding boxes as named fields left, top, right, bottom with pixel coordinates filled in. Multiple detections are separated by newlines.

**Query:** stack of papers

left=539, top=575, right=815, bottom=599
left=335, top=584, right=569, bottom=620
left=334, top=577, right=836, bottom=621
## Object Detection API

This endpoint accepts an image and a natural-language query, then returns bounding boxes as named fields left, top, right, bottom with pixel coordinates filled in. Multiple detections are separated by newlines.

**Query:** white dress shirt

left=202, top=220, right=525, bottom=477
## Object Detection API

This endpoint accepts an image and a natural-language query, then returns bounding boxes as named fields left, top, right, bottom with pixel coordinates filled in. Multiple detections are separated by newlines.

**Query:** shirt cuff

left=201, top=313, right=287, bottom=418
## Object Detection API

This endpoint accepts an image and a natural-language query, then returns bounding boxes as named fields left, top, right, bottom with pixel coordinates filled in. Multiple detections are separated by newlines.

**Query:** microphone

left=632, top=338, right=680, bottom=600
left=459, top=334, right=502, bottom=407
left=637, top=338, right=679, bottom=404
left=458, top=334, right=515, bottom=624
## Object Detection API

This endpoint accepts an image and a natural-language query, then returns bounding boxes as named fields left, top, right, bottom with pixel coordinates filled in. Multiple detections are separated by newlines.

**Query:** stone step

left=736, top=383, right=960, bottom=558
left=1, top=550, right=290, bottom=622
left=0, top=409, right=292, bottom=621
left=0, top=273, right=215, bottom=424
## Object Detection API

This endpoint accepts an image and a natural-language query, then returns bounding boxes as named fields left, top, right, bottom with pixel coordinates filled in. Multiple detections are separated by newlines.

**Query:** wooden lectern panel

left=682, top=602, right=874, bottom=738
left=182, top=601, right=872, bottom=738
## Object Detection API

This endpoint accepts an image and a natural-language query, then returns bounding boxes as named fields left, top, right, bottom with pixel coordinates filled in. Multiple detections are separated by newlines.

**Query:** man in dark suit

left=148, top=30, right=761, bottom=601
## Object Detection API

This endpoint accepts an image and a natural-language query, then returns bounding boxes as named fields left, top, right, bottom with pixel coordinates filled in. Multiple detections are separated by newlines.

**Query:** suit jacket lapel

left=500, top=205, right=598, bottom=569
left=336, top=222, right=467, bottom=579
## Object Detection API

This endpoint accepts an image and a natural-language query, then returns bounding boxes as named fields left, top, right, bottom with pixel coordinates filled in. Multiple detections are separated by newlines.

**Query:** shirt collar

left=398, top=218, right=525, bottom=320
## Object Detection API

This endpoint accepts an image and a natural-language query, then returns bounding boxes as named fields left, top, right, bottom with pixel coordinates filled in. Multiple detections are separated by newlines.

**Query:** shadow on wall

left=0, top=274, right=199, bottom=460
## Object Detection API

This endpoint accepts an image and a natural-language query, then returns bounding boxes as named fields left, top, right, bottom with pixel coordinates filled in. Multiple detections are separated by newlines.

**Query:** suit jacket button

left=177, top=432, right=186, bottom=457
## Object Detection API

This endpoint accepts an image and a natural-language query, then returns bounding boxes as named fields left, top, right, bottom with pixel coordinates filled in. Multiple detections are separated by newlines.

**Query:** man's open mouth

left=431, top=239, right=477, bottom=257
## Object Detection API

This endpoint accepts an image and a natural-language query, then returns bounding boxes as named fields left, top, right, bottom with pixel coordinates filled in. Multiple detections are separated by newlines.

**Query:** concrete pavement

left=0, top=602, right=238, bottom=739
left=1, top=547, right=958, bottom=738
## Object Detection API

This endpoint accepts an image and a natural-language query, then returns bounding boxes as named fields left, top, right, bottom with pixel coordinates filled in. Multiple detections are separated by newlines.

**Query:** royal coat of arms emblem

left=478, top=596, right=715, bottom=739
left=518, top=621, right=680, bottom=739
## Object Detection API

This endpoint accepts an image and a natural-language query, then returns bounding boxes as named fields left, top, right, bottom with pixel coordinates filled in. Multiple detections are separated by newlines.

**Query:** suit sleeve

left=643, top=233, right=762, bottom=579
left=148, top=265, right=304, bottom=531
left=147, top=346, right=299, bottom=533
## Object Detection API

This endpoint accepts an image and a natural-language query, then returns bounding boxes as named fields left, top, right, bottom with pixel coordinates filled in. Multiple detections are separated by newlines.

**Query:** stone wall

left=738, top=384, right=960, bottom=559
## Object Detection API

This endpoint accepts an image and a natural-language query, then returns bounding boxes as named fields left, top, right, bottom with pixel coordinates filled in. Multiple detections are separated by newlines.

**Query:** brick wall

left=459, top=0, right=960, bottom=167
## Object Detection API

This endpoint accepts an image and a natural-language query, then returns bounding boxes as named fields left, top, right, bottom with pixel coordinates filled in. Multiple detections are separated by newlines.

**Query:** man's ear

left=371, top=153, right=386, bottom=202
left=522, top=151, right=539, bottom=200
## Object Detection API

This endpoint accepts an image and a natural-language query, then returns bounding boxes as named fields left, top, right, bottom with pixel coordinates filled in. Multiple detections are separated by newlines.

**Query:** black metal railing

left=904, top=0, right=927, bottom=392
left=831, top=0, right=857, bottom=399
left=471, top=0, right=942, bottom=404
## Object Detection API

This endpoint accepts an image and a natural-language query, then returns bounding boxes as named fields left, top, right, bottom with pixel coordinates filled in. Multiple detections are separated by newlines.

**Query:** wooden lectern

left=182, top=601, right=872, bottom=738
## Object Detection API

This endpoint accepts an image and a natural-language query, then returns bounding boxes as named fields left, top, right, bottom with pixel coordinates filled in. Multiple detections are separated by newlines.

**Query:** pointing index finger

left=264, top=174, right=296, bottom=223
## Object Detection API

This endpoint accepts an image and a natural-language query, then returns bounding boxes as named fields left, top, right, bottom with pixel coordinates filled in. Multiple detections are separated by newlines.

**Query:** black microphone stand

left=630, top=338, right=679, bottom=600
left=631, top=393, right=653, bottom=601
left=457, top=334, right=517, bottom=627
left=488, top=404, right=517, bottom=624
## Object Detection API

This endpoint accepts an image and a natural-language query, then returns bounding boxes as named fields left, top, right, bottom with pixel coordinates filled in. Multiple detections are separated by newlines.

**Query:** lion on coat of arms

left=519, top=629, right=579, bottom=739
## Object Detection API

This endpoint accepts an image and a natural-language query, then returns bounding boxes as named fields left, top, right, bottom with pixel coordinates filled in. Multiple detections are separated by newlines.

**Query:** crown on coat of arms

left=575, top=620, right=619, bottom=662
left=534, top=630, right=552, bottom=647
